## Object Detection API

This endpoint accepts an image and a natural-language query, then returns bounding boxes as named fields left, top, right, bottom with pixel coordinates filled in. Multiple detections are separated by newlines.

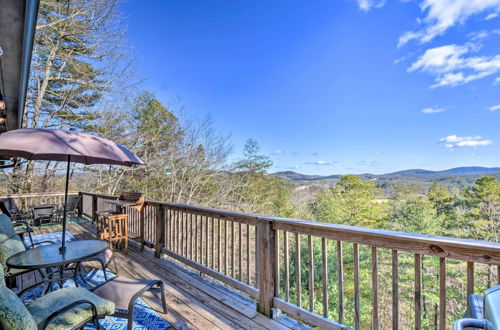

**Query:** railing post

left=92, top=195, right=98, bottom=223
left=154, top=204, right=165, bottom=257
left=140, top=206, right=145, bottom=251
left=77, top=192, right=83, bottom=218
left=257, top=219, right=276, bottom=317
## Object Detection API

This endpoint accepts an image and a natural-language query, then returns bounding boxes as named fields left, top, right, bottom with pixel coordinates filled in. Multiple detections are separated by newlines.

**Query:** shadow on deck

left=31, top=220, right=304, bottom=330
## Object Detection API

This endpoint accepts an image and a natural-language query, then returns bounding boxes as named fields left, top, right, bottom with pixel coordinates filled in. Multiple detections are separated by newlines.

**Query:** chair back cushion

left=0, top=263, right=6, bottom=287
left=0, top=214, right=16, bottom=244
left=0, top=236, right=25, bottom=271
left=0, top=285, right=37, bottom=330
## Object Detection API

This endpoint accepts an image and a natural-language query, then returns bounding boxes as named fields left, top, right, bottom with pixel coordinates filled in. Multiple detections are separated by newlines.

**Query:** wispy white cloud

left=398, top=0, right=500, bottom=46
left=408, top=43, right=500, bottom=87
left=271, top=149, right=284, bottom=155
left=422, top=107, right=445, bottom=114
left=307, top=160, right=335, bottom=166
left=489, top=104, right=500, bottom=111
left=495, top=77, right=500, bottom=84
left=354, top=0, right=386, bottom=11
left=486, top=11, right=500, bottom=20
left=439, top=135, right=492, bottom=148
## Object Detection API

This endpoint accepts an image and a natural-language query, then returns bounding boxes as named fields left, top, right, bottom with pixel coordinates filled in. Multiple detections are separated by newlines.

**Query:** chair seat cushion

left=27, top=287, right=115, bottom=330
left=0, top=215, right=17, bottom=244
left=0, top=285, right=37, bottom=330
left=92, top=277, right=157, bottom=311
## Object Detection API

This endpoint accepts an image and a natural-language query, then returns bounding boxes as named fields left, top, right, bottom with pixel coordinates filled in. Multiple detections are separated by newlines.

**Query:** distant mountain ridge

left=272, top=166, right=500, bottom=181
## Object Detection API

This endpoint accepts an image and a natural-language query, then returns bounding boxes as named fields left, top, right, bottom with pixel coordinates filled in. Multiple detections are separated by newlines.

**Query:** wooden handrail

left=0, top=191, right=78, bottom=199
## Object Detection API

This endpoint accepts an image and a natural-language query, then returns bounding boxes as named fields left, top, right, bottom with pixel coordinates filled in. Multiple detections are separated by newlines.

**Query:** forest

left=1, top=0, right=499, bottom=328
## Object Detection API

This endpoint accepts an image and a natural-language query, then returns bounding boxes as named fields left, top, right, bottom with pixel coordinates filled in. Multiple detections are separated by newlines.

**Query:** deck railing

left=0, top=192, right=79, bottom=210
left=16, top=191, right=500, bottom=329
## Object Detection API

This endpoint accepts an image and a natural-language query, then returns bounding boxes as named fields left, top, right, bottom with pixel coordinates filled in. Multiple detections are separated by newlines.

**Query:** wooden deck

left=31, top=221, right=301, bottom=330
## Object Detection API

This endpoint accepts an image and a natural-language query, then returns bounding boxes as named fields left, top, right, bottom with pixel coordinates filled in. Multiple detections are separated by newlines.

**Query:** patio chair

left=33, top=205, right=56, bottom=227
left=0, top=215, right=54, bottom=289
left=55, top=195, right=81, bottom=221
left=0, top=197, right=32, bottom=223
left=0, top=263, right=115, bottom=330
left=81, top=249, right=167, bottom=330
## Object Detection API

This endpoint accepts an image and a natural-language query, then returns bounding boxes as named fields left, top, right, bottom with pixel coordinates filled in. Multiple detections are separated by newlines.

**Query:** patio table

left=7, top=240, right=108, bottom=291
left=105, top=199, right=138, bottom=213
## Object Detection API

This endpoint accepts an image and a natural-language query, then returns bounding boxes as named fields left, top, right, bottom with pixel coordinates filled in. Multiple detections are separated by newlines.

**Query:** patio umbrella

left=0, top=128, right=145, bottom=253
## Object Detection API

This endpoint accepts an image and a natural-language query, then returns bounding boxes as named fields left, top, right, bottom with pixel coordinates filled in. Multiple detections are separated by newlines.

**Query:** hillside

left=272, top=167, right=500, bottom=194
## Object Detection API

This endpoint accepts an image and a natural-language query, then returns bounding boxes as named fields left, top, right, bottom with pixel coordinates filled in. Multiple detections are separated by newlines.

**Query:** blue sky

left=121, top=0, right=500, bottom=175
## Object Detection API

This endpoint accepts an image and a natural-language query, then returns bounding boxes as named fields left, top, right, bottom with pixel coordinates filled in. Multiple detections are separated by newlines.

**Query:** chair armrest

left=12, top=221, right=30, bottom=228
left=453, top=318, right=494, bottom=330
left=40, top=299, right=98, bottom=330
left=17, top=275, right=62, bottom=297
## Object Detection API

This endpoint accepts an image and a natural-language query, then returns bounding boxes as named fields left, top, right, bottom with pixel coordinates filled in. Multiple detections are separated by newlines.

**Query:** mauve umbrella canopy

left=0, top=128, right=146, bottom=253
left=0, top=128, right=145, bottom=166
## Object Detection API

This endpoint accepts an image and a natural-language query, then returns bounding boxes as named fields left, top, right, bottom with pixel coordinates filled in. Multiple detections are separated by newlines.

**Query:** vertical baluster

left=178, top=210, right=182, bottom=254
left=275, top=230, right=280, bottom=297
left=168, top=208, right=171, bottom=251
left=322, top=238, right=328, bottom=318
left=198, top=215, right=202, bottom=263
left=212, top=217, right=215, bottom=268
left=372, top=247, right=378, bottom=330
left=295, top=232, right=301, bottom=308
left=308, top=235, right=314, bottom=312
left=184, top=212, right=188, bottom=256
left=337, top=241, right=344, bottom=324
left=415, top=254, right=422, bottom=330
left=285, top=231, right=290, bottom=301
left=255, top=225, right=258, bottom=287
left=185, top=212, right=189, bottom=258
left=246, top=223, right=250, bottom=284
left=467, top=261, right=474, bottom=302
left=231, top=221, right=235, bottom=277
left=173, top=210, right=177, bottom=253
left=354, top=243, right=360, bottom=330
left=189, top=213, right=193, bottom=259
left=200, top=216, right=203, bottom=264
left=439, top=258, right=446, bottom=330
left=194, top=214, right=199, bottom=262
left=218, top=218, right=222, bottom=272
left=178, top=211, right=183, bottom=255
left=392, top=250, right=399, bottom=330
left=205, top=216, right=209, bottom=265
left=224, top=220, right=228, bottom=275
left=182, top=212, right=186, bottom=258
left=497, top=265, right=500, bottom=285
left=239, top=222, right=243, bottom=281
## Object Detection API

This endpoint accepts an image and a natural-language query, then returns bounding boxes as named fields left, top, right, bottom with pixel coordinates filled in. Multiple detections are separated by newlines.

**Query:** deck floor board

left=22, top=221, right=291, bottom=330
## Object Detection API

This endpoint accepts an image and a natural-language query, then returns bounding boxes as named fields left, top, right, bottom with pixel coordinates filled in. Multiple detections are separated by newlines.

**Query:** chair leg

left=112, top=256, right=118, bottom=275
left=159, top=281, right=167, bottom=314
left=127, top=305, right=134, bottom=330
left=28, top=231, right=34, bottom=247
left=100, top=261, right=108, bottom=281
left=93, top=316, right=101, bottom=330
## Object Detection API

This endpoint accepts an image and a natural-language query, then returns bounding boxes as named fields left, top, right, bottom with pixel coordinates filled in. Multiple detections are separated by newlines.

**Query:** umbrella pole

left=59, top=155, right=71, bottom=253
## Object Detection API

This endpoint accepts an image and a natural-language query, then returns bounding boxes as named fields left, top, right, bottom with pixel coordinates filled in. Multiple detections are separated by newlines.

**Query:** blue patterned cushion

left=27, top=287, right=115, bottom=330
left=0, top=263, right=5, bottom=287
left=0, top=285, right=37, bottom=329
left=0, top=215, right=16, bottom=244
left=0, top=236, right=25, bottom=272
